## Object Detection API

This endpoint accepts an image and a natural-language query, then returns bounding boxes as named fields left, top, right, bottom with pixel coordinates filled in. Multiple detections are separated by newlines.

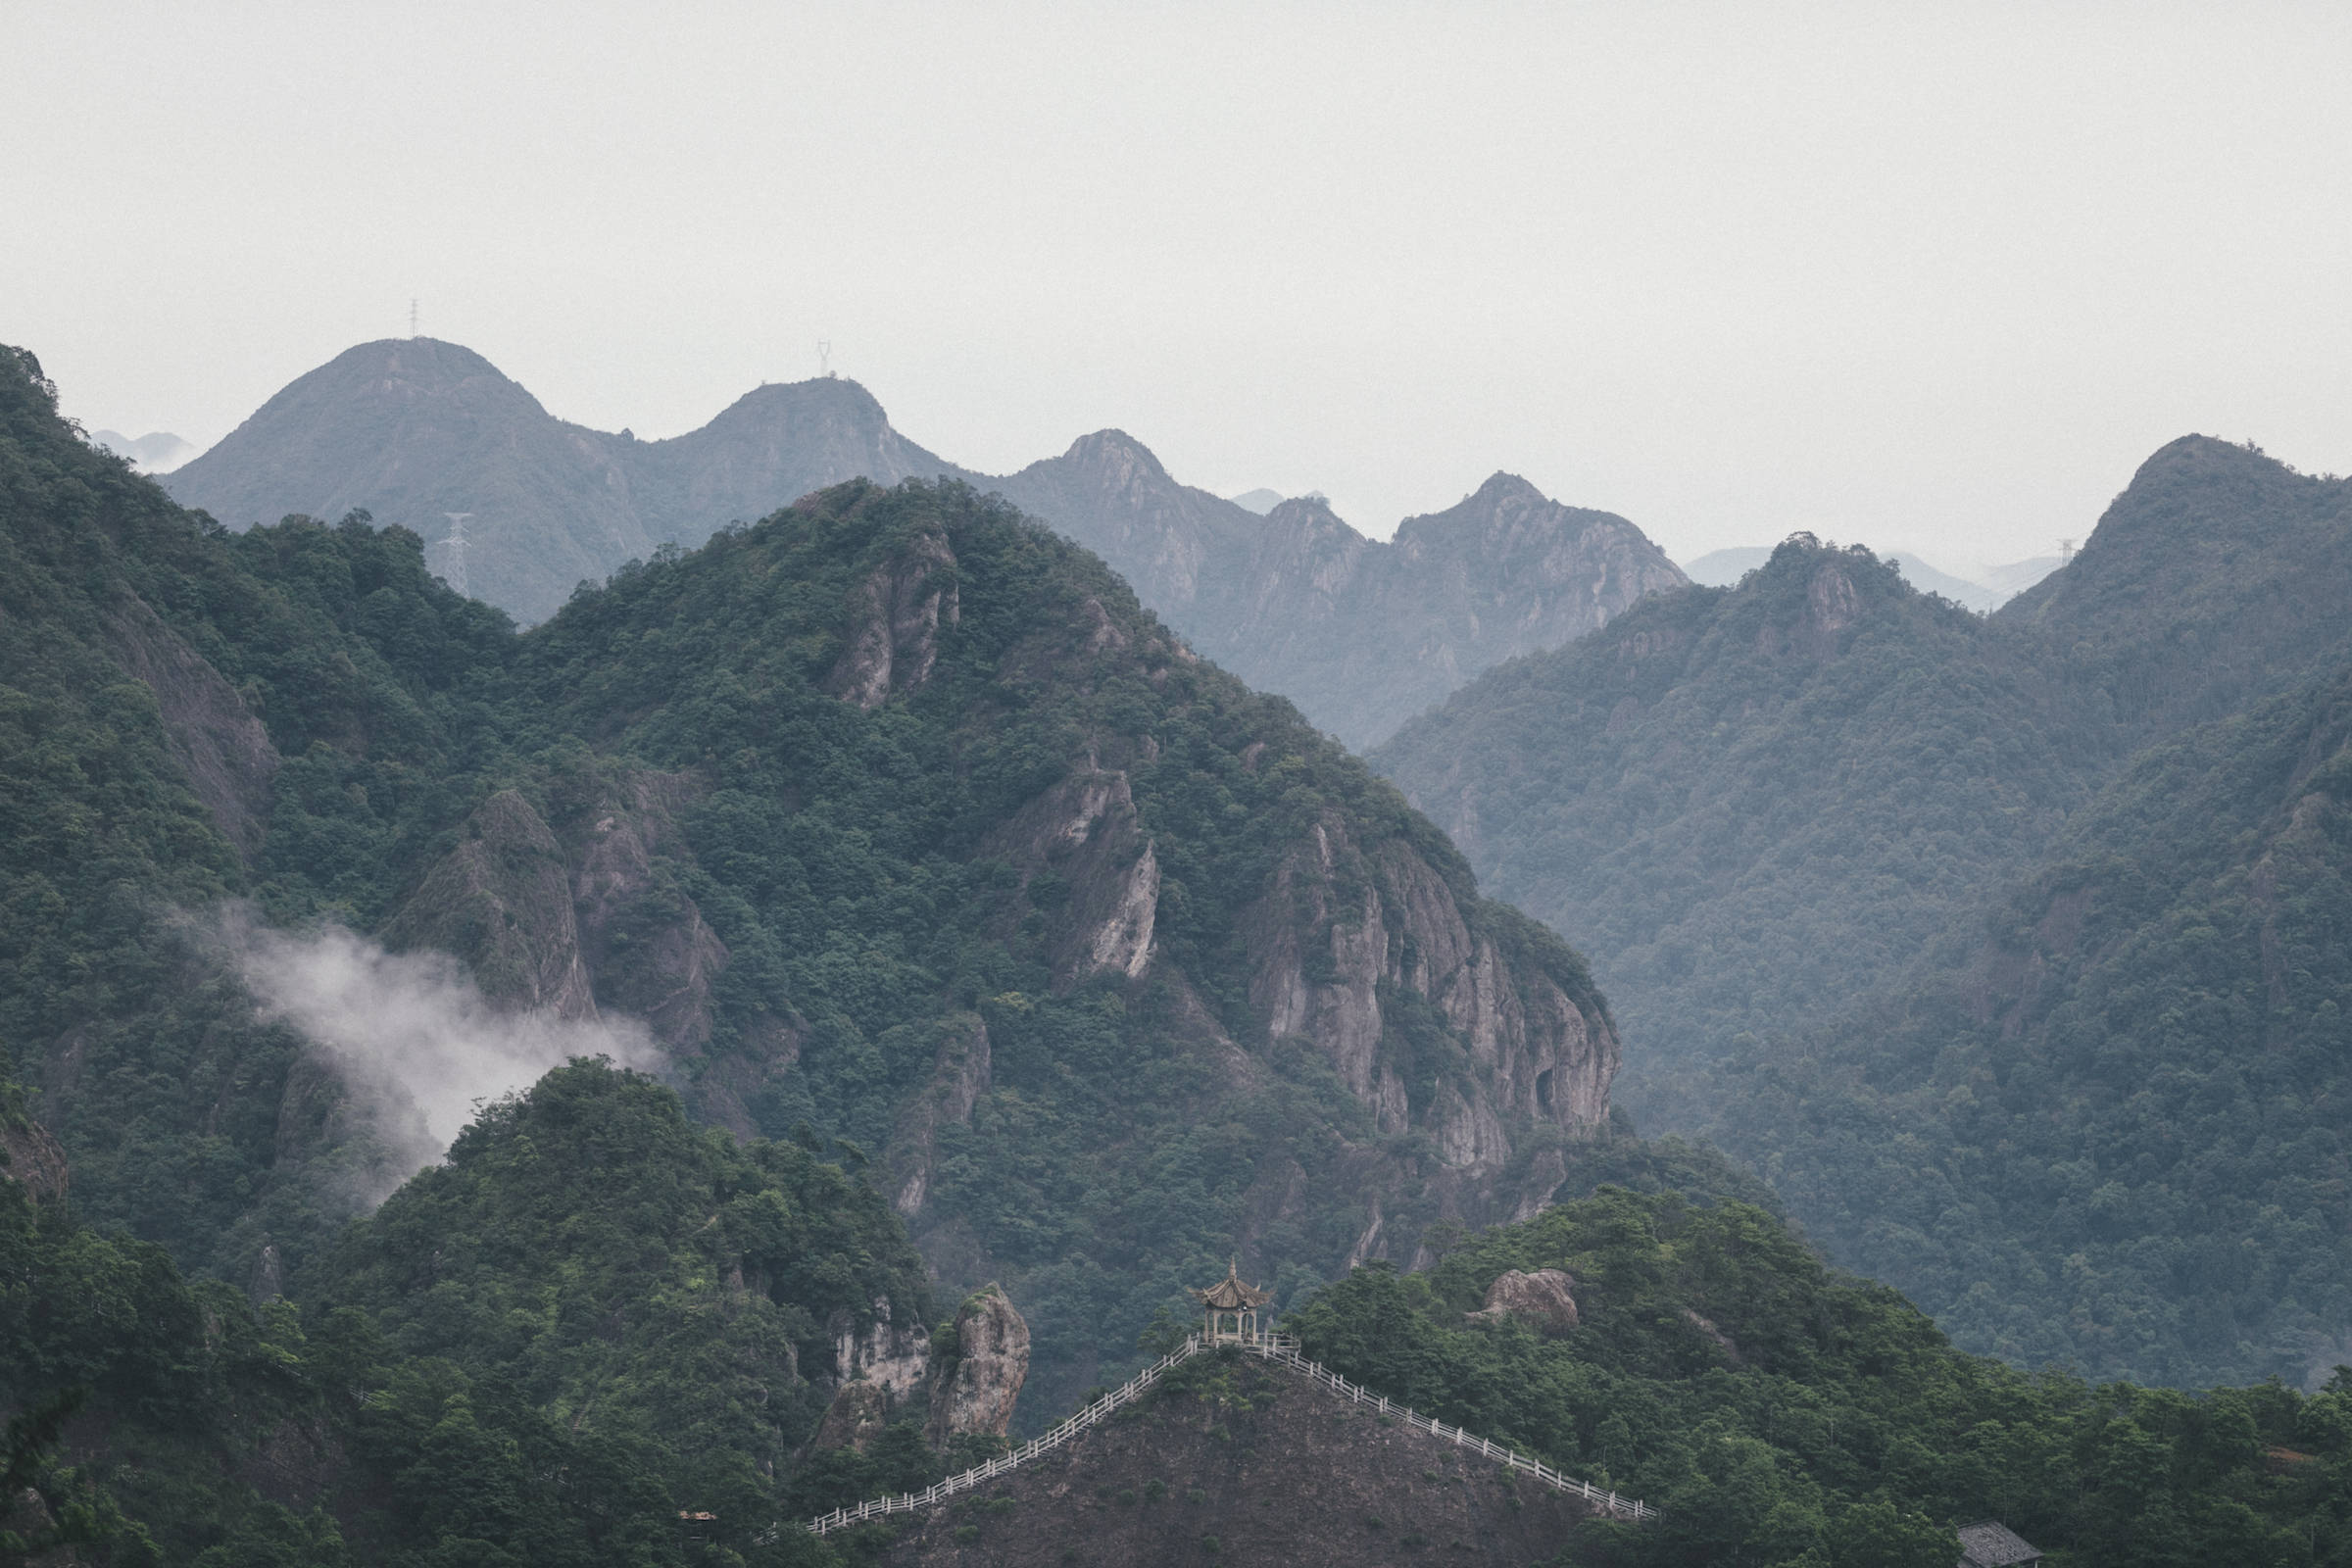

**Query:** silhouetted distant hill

left=90, top=426, right=194, bottom=472
left=167, top=340, right=1685, bottom=745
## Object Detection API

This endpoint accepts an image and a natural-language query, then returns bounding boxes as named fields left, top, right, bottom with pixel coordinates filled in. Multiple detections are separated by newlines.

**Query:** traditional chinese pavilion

left=1191, top=1259, right=1274, bottom=1344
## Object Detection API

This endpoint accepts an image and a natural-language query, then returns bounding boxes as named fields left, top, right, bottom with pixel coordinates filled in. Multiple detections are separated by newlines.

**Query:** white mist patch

left=219, top=913, right=662, bottom=1188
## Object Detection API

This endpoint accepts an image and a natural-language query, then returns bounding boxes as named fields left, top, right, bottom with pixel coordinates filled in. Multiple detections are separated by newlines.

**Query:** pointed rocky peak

left=1261, top=492, right=1363, bottom=544
left=1053, top=428, right=1174, bottom=491
left=1467, top=470, right=1548, bottom=509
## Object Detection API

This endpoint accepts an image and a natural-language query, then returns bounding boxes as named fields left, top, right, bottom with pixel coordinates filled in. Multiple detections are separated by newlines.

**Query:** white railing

left=788, top=1330, right=1653, bottom=1537
left=1239, top=1339, right=1658, bottom=1523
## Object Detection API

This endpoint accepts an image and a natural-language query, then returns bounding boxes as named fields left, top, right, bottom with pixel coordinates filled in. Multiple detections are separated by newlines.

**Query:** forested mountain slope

left=6, top=343, right=1620, bottom=1423
left=1374, top=440, right=2352, bottom=1387
left=0, top=346, right=515, bottom=1288
left=1704, top=663, right=2352, bottom=1389
left=1372, top=534, right=2085, bottom=1117
left=164, top=338, right=1685, bottom=744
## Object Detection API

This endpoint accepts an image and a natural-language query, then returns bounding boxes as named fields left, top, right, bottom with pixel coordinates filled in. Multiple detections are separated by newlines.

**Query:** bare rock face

left=380, top=790, right=599, bottom=1018
left=890, top=1015, right=992, bottom=1217
left=827, top=523, right=960, bottom=709
left=1244, top=811, right=1617, bottom=1161
left=926, top=1285, right=1031, bottom=1446
left=1468, top=1268, right=1579, bottom=1335
left=567, top=769, right=730, bottom=1051
left=983, top=761, right=1159, bottom=987
left=833, top=1294, right=934, bottom=1401
left=0, top=1114, right=70, bottom=1204
left=104, top=597, right=281, bottom=860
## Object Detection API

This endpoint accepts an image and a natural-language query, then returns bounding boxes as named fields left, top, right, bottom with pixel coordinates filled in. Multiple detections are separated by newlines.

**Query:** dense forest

left=1702, top=663, right=2352, bottom=1388
left=1374, top=443, right=2352, bottom=1388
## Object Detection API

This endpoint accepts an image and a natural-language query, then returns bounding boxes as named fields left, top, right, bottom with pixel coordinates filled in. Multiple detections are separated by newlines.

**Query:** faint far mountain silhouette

left=168, top=339, right=1685, bottom=746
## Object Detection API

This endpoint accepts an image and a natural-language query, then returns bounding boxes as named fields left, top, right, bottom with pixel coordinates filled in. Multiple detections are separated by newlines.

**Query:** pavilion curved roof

left=1191, top=1259, right=1273, bottom=1310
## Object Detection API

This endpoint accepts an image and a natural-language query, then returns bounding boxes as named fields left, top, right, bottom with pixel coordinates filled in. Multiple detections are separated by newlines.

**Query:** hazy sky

left=7, top=3, right=2348, bottom=567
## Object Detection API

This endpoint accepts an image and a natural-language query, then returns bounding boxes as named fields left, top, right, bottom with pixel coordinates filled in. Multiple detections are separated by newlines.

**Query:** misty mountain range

left=12, top=333, right=2352, bottom=1564
left=164, top=338, right=1686, bottom=747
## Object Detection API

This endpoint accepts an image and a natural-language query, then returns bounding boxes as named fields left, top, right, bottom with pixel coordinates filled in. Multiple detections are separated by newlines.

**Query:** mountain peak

left=1054, top=428, right=1172, bottom=486
left=1467, top=470, right=1546, bottom=508
left=691, top=374, right=895, bottom=440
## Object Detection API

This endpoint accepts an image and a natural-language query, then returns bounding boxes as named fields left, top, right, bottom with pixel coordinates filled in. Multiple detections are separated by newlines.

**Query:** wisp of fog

left=215, top=908, right=663, bottom=1197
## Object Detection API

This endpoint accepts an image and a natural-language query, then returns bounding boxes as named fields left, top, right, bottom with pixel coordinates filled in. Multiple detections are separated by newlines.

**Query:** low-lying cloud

left=215, top=910, right=663, bottom=1200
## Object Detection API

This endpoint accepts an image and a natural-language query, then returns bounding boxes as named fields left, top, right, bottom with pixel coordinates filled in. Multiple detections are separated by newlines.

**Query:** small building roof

left=1191, top=1259, right=1273, bottom=1311
left=1956, top=1520, right=2042, bottom=1567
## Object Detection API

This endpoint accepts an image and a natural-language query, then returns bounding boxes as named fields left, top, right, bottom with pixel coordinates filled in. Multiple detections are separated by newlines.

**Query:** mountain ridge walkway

left=795, top=1330, right=1657, bottom=1537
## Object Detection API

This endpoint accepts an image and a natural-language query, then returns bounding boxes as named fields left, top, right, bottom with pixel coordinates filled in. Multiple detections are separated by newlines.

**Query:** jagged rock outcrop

left=1468, top=1268, right=1579, bottom=1335
left=104, top=596, right=280, bottom=859
left=825, top=514, right=960, bottom=709
left=925, top=1286, right=1031, bottom=1447
left=810, top=1293, right=937, bottom=1452
left=812, top=1379, right=895, bottom=1453
left=380, top=790, right=599, bottom=1018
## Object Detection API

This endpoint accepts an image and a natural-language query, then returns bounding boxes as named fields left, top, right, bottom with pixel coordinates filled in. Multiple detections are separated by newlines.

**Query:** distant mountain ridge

left=165, top=338, right=1686, bottom=746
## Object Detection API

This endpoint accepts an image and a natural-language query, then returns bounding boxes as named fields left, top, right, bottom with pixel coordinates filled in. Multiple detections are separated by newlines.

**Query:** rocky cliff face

left=1245, top=814, right=1616, bottom=1158
left=380, top=789, right=601, bottom=1019
left=925, top=1286, right=1031, bottom=1446
left=810, top=1284, right=1033, bottom=1453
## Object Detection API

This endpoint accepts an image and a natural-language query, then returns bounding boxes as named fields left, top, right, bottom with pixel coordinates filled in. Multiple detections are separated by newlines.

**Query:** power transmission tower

left=817, top=340, right=833, bottom=378
left=440, top=513, right=474, bottom=597
left=2059, top=537, right=2077, bottom=565
left=411, top=299, right=419, bottom=339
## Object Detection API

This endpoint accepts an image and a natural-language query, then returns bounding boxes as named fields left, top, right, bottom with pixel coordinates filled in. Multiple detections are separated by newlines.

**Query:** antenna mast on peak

left=410, top=299, right=419, bottom=339
left=817, top=340, right=833, bottom=379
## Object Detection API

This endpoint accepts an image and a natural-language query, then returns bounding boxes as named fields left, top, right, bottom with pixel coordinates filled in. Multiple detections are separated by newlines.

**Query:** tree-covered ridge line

left=1292, top=1189, right=2352, bottom=1568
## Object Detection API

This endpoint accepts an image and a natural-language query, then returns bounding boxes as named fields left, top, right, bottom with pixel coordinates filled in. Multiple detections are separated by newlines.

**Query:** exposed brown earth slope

left=877, top=1354, right=1606, bottom=1568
